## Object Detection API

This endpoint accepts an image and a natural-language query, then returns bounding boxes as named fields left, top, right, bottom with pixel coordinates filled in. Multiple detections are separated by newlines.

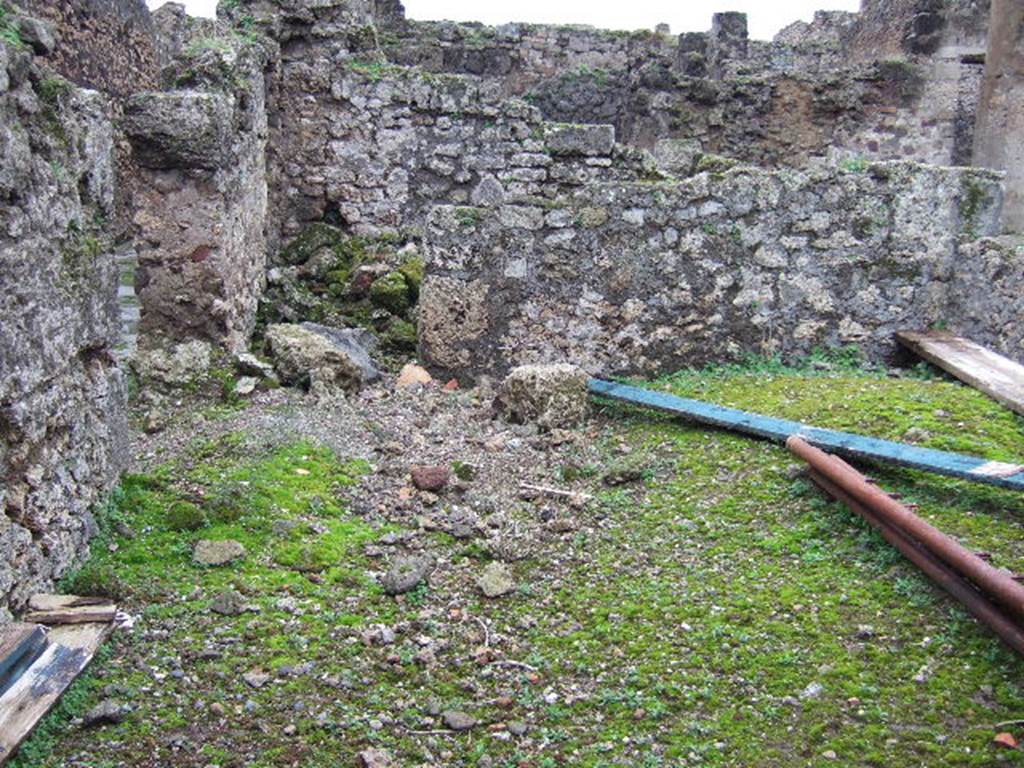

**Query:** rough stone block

left=124, top=90, right=234, bottom=170
left=497, top=364, right=590, bottom=430
left=543, top=123, right=615, bottom=157
left=265, top=322, right=381, bottom=392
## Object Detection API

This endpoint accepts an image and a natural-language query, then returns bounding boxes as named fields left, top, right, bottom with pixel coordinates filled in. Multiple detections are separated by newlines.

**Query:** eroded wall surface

left=271, top=62, right=652, bottom=241
left=379, top=2, right=990, bottom=169
left=0, top=37, right=126, bottom=617
left=125, top=35, right=273, bottom=354
left=420, top=162, right=1008, bottom=378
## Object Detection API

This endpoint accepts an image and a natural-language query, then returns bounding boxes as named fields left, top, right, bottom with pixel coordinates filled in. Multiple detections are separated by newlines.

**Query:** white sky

left=147, top=1, right=862, bottom=40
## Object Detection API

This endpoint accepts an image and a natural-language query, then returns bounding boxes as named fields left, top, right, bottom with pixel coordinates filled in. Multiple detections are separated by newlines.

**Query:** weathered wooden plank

left=589, top=379, right=1024, bottom=491
left=24, top=595, right=117, bottom=626
left=897, top=330, right=1024, bottom=417
left=26, top=595, right=110, bottom=612
left=0, top=625, right=47, bottom=698
left=0, top=622, right=113, bottom=764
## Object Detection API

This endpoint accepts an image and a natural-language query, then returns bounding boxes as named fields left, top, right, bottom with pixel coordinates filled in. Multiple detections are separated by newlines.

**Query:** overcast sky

left=147, top=1, right=862, bottom=40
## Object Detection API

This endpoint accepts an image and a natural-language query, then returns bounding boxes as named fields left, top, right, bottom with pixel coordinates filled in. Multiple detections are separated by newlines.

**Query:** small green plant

left=166, top=500, right=206, bottom=531
left=840, top=156, right=869, bottom=173
left=347, top=58, right=399, bottom=82
left=0, top=2, right=22, bottom=49
left=959, top=177, right=991, bottom=238
left=455, top=206, right=483, bottom=229
left=60, top=220, right=106, bottom=290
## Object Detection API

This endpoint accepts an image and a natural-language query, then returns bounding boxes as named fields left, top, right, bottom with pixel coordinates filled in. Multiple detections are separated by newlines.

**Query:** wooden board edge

left=0, top=621, right=114, bottom=765
left=896, top=332, right=1024, bottom=417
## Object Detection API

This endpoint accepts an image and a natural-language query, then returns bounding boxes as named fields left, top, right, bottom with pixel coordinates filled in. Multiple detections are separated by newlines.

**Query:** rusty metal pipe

left=788, top=435, right=1024, bottom=622
left=807, top=469, right=1024, bottom=656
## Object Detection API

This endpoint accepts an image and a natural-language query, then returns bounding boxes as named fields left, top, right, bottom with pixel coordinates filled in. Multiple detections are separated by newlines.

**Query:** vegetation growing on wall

left=257, top=223, right=423, bottom=358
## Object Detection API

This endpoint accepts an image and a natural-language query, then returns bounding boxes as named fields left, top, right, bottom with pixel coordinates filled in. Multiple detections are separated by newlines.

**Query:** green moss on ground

left=16, top=358, right=1024, bottom=767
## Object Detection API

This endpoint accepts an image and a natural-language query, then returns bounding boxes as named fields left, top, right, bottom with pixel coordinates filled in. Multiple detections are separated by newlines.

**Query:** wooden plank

left=588, top=379, right=1024, bottom=492
left=24, top=595, right=117, bottom=626
left=0, top=625, right=48, bottom=698
left=897, top=330, right=1024, bottom=417
left=0, top=622, right=113, bottom=764
left=26, top=595, right=110, bottom=612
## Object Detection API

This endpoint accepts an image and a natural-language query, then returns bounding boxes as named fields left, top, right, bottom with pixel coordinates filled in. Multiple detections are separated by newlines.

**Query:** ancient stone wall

left=0, top=37, right=126, bottom=616
left=16, top=0, right=160, bottom=97
left=125, top=33, right=273, bottom=354
left=381, top=5, right=990, bottom=171
left=270, top=60, right=653, bottom=243
left=973, top=0, right=1024, bottom=231
left=419, top=162, right=1006, bottom=379
left=382, top=20, right=677, bottom=96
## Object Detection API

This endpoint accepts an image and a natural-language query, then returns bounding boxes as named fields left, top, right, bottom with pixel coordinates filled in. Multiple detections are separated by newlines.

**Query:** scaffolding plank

left=0, top=625, right=47, bottom=698
left=0, top=622, right=113, bottom=764
left=897, top=330, right=1024, bottom=417
left=589, top=378, right=1024, bottom=491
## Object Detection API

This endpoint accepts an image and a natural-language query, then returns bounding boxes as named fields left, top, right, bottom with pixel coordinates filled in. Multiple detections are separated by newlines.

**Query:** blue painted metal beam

left=589, top=379, right=1024, bottom=492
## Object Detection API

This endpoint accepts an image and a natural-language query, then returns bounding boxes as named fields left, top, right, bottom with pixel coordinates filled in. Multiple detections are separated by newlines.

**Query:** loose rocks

left=193, top=539, right=246, bottom=566
left=411, top=465, right=449, bottom=492
left=442, top=710, right=477, bottom=731
left=496, top=364, right=589, bottom=430
left=478, top=562, right=516, bottom=598
left=265, top=323, right=381, bottom=392
left=381, top=555, right=432, bottom=595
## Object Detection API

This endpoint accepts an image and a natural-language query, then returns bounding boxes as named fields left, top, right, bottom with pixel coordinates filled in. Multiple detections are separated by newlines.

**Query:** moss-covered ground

left=14, top=358, right=1024, bottom=767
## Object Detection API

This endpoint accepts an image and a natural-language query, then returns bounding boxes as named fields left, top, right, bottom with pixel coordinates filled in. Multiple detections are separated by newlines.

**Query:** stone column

left=973, top=0, right=1024, bottom=232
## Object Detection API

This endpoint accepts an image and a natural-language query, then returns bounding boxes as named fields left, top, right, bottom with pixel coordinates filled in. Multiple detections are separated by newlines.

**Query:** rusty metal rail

left=787, top=436, right=1024, bottom=656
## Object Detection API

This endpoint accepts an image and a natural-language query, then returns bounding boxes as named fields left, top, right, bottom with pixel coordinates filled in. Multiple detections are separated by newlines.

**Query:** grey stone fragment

left=497, top=364, right=589, bottom=431
left=358, top=749, right=394, bottom=768
left=193, top=539, right=246, bottom=566
left=243, top=671, right=271, bottom=689
left=265, top=323, right=381, bottom=392
left=82, top=700, right=128, bottom=728
left=381, top=555, right=432, bottom=595
left=544, top=123, right=615, bottom=156
left=442, top=710, right=477, bottom=731
left=477, top=561, right=516, bottom=598
left=132, top=341, right=212, bottom=389
left=124, top=90, right=233, bottom=170
left=210, top=589, right=247, bottom=616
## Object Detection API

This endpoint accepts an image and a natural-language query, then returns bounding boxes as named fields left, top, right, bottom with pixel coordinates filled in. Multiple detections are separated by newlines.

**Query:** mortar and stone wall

left=382, top=3, right=990, bottom=171
left=0, top=31, right=126, bottom=616
left=419, top=161, right=1007, bottom=379
left=269, top=60, right=653, bottom=243
left=1, top=0, right=1022, bottom=619
left=125, top=31, right=273, bottom=355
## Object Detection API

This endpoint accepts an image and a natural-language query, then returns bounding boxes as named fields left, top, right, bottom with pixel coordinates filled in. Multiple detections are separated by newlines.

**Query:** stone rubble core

left=0, top=0, right=1022, bottom=613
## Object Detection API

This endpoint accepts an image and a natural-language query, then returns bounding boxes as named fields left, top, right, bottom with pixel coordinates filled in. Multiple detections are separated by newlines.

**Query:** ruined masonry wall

left=125, top=43, right=271, bottom=354
left=420, top=162, right=1008, bottom=378
left=0, top=41, right=126, bottom=617
left=271, top=62, right=649, bottom=243
left=386, top=6, right=989, bottom=170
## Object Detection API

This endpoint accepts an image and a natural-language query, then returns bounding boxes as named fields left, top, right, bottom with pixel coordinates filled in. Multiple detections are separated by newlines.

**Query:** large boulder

left=264, top=322, right=381, bottom=392
left=496, top=363, right=589, bottom=430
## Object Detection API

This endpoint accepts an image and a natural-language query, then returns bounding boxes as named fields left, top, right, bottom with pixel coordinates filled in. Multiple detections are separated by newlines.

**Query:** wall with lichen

left=268, top=57, right=653, bottom=243
left=0, top=34, right=126, bottom=617
left=124, top=31, right=273, bottom=355
left=419, top=161, right=1009, bottom=379
left=377, top=4, right=990, bottom=171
